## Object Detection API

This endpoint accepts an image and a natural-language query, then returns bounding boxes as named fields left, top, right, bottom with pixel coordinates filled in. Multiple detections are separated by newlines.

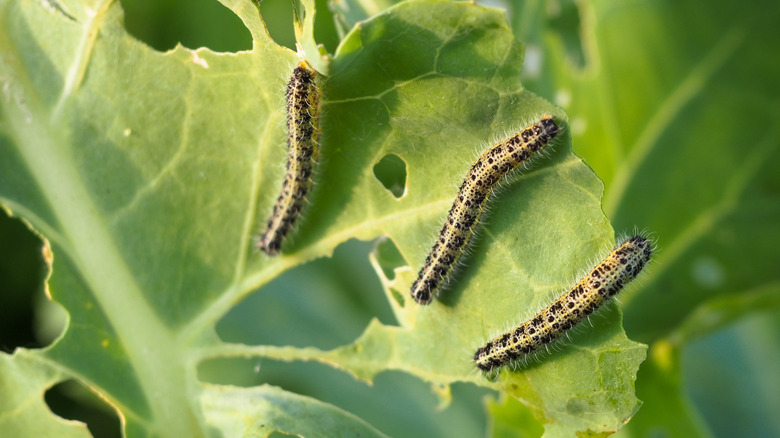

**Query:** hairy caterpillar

left=257, top=61, right=321, bottom=255
left=410, top=115, right=560, bottom=304
left=473, top=235, right=653, bottom=372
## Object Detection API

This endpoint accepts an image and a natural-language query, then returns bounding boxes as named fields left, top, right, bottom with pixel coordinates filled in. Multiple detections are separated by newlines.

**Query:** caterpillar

left=257, top=60, right=321, bottom=255
left=473, top=235, right=653, bottom=372
left=410, top=115, right=560, bottom=304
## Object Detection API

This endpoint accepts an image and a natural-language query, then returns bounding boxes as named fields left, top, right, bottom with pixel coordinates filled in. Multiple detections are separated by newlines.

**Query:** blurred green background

left=1, top=0, right=778, bottom=437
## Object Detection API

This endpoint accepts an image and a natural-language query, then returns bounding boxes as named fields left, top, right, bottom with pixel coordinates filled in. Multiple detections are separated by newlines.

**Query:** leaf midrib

left=3, top=3, right=205, bottom=436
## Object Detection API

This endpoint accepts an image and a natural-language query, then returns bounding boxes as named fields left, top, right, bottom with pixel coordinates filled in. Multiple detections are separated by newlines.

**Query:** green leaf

left=216, top=0, right=644, bottom=434
left=0, top=350, right=91, bottom=437
left=0, top=0, right=367, bottom=435
left=1, top=0, right=651, bottom=436
left=517, top=0, right=780, bottom=435
left=538, top=0, right=780, bottom=342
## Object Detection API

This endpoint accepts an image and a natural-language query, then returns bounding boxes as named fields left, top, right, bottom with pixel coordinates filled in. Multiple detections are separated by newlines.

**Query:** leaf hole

left=372, top=154, right=408, bottom=199
left=0, top=210, right=66, bottom=352
left=44, top=380, right=122, bottom=438
left=372, top=237, right=408, bottom=282
left=216, top=240, right=398, bottom=350
left=120, top=0, right=251, bottom=52
left=371, top=238, right=409, bottom=307
left=389, top=288, right=405, bottom=307
left=255, top=0, right=297, bottom=51
left=254, top=1, right=341, bottom=54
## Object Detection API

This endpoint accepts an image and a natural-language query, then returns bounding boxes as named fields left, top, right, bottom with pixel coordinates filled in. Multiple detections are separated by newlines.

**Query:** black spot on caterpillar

left=410, top=115, right=560, bottom=304
left=258, top=61, right=321, bottom=255
left=473, top=235, right=653, bottom=372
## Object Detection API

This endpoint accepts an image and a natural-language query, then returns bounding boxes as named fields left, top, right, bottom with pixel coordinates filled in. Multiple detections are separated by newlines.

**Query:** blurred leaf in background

left=513, top=0, right=780, bottom=436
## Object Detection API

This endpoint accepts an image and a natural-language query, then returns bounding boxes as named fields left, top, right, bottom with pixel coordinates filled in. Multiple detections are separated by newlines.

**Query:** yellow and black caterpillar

left=410, top=115, right=560, bottom=304
left=258, top=61, right=321, bottom=255
left=474, top=235, right=652, bottom=372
